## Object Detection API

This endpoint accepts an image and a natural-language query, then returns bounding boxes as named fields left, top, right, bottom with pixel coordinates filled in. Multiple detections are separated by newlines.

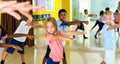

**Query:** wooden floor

left=1, top=21, right=120, bottom=64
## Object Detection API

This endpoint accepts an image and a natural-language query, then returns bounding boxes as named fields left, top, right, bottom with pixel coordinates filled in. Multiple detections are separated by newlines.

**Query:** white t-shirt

left=80, top=14, right=88, bottom=21
left=101, top=21, right=116, bottom=50
left=13, top=21, right=32, bottom=42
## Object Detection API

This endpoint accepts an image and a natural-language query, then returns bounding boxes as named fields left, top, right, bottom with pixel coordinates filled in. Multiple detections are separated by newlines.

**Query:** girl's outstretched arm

left=50, top=36, right=75, bottom=42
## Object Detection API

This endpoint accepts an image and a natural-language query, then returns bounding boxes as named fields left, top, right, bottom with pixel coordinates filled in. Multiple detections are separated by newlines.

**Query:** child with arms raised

left=101, top=11, right=117, bottom=64
left=44, top=17, right=86, bottom=64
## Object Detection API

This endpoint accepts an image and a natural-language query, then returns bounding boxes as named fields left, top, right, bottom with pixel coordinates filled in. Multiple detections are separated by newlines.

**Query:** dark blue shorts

left=6, top=38, right=24, bottom=54
left=47, top=57, right=60, bottom=64
left=76, top=23, right=85, bottom=30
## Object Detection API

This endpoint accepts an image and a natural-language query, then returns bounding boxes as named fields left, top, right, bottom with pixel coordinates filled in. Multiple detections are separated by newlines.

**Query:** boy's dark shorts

left=6, top=38, right=24, bottom=54
left=76, top=23, right=84, bottom=30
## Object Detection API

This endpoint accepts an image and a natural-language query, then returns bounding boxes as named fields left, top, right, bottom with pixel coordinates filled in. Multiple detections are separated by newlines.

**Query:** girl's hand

left=11, top=45, right=22, bottom=51
left=69, top=38, right=76, bottom=42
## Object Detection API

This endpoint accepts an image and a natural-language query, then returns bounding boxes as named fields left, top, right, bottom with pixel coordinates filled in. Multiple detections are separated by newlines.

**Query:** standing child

left=101, top=11, right=116, bottom=64
left=42, top=9, right=79, bottom=64
left=42, top=9, right=87, bottom=64
left=42, top=9, right=68, bottom=64
left=90, top=10, right=104, bottom=39
left=75, top=9, right=97, bottom=39
left=44, top=17, right=86, bottom=64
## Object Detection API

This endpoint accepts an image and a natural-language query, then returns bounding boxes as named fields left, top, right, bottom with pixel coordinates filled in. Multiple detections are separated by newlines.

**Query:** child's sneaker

left=0, top=60, right=4, bottom=64
left=94, top=35, right=97, bottom=39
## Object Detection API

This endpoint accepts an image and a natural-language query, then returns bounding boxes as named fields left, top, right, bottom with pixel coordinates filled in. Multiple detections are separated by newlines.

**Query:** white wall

left=90, top=0, right=119, bottom=16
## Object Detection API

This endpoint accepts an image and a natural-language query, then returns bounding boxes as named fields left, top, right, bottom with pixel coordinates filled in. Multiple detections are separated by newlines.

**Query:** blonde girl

left=44, top=17, right=86, bottom=64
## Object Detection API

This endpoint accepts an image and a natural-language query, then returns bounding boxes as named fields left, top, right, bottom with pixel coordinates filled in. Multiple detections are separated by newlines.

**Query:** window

left=46, top=0, right=54, bottom=11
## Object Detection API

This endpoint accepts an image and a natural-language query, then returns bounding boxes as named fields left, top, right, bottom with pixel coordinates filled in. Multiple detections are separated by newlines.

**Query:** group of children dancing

left=43, top=7, right=120, bottom=64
